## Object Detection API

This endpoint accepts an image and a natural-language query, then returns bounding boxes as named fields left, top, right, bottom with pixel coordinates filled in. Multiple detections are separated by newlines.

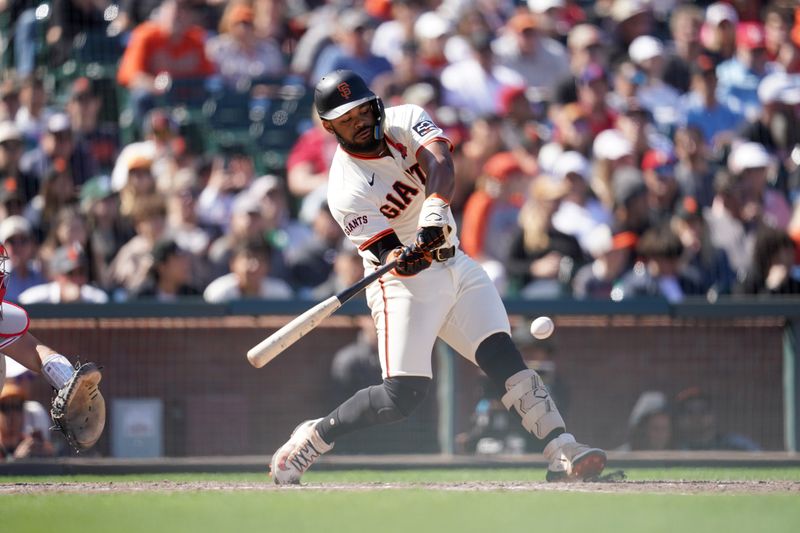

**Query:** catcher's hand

left=51, top=362, right=106, bottom=452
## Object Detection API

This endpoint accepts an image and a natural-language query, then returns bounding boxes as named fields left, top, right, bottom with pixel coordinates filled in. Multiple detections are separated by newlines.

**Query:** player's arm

left=417, top=140, right=455, bottom=202
left=414, top=140, right=455, bottom=252
left=2, top=332, right=57, bottom=374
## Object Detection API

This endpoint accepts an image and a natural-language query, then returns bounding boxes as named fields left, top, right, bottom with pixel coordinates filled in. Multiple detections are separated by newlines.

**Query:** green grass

left=2, top=468, right=799, bottom=533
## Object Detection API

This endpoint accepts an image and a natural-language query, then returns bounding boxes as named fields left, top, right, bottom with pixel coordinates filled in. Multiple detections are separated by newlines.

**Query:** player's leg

left=439, top=254, right=606, bottom=481
left=270, top=271, right=450, bottom=484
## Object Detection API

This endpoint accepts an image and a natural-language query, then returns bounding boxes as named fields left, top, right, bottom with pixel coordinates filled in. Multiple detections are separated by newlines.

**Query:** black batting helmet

left=315, top=70, right=385, bottom=139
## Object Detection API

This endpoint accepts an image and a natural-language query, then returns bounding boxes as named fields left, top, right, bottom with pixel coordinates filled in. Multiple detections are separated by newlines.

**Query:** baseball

left=530, top=316, right=555, bottom=339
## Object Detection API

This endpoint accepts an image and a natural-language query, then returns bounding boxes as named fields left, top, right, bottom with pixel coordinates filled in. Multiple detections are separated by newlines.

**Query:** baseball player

left=270, top=70, right=606, bottom=484
left=0, top=244, right=106, bottom=452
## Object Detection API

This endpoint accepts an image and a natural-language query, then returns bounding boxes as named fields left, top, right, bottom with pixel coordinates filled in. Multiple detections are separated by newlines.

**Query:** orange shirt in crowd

left=117, top=22, right=215, bottom=87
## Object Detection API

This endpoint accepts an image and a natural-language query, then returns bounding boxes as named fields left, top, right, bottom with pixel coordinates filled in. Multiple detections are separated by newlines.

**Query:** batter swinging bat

left=246, top=260, right=398, bottom=368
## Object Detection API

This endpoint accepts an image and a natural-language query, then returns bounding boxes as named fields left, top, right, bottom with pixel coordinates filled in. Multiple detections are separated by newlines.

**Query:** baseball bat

left=246, top=260, right=397, bottom=368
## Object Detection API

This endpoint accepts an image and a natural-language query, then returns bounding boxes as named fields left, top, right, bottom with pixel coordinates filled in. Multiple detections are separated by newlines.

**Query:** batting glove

left=415, top=195, right=451, bottom=252
left=391, top=245, right=432, bottom=277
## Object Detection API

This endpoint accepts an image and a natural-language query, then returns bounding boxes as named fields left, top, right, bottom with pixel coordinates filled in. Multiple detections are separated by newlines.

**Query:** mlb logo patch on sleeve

left=412, top=120, right=437, bottom=137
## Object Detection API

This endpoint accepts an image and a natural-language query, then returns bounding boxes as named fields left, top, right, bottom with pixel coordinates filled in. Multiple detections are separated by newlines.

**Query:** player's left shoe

left=269, top=418, right=333, bottom=485
left=543, top=433, right=607, bottom=482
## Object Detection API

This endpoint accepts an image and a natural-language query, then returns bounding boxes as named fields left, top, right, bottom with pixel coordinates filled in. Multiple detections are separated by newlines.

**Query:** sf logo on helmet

left=337, top=82, right=352, bottom=99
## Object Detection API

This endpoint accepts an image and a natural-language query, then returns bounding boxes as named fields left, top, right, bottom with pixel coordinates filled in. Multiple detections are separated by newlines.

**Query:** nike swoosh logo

left=367, top=173, right=375, bottom=186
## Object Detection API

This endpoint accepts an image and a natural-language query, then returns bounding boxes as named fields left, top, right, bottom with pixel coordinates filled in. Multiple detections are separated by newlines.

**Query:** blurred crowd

left=0, top=0, right=799, bottom=304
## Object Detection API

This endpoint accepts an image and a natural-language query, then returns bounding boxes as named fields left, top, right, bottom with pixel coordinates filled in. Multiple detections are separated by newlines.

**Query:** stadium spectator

left=80, top=175, right=132, bottom=291
left=551, top=150, right=612, bottom=251
left=700, top=2, right=738, bottom=63
left=683, top=54, right=743, bottom=148
left=727, top=141, right=791, bottom=230
left=20, top=112, right=97, bottom=187
left=309, top=241, right=364, bottom=300
left=284, top=199, right=343, bottom=294
left=19, top=243, right=108, bottom=304
left=641, top=148, right=681, bottom=224
left=206, top=3, right=285, bottom=88
left=705, top=167, right=763, bottom=281
left=165, top=177, right=210, bottom=256
left=0, top=120, right=38, bottom=204
left=615, top=223, right=704, bottom=302
left=554, top=23, right=606, bottom=106
left=370, top=0, right=426, bottom=67
left=673, top=125, right=719, bottom=209
left=35, top=206, right=89, bottom=275
left=716, top=22, right=774, bottom=120
left=461, top=152, right=528, bottom=265
left=610, top=165, right=651, bottom=236
left=203, top=239, right=292, bottom=302
left=285, top=113, right=339, bottom=206
left=493, top=11, right=570, bottom=98
left=507, top=176, right=586, bottom=298
left=116, top=0, right=215, bottom=130
left=451, top=115, right=508, bottom=213
left=64, top=77, right=118, bottom=174
left=763, top=2, right=794, bottom=63
left=550, top=102, right=594, bottom=155
left=617, top=391, right=672, bottom=451
left=496, top=86, right=543, bottom=174
left=311, top=9, right=392, bottom=87
left=608, top=0, right=655, bottom=64
left=671, top=196, right=736, bottom=295
left=662, top=4, right=704, bottom=95
left=739, top=225, right=800, bottom=295
left=671, top=386, right=760, bottom=451
left=0, top=379, right=55, bottom=460
left=571, top=225, right=637, bottom=299
left=14, top=76, right=53, bottom=144
left=46, top=0, right=114, bottom=68
left=741, top=72, right=800, bottom=162
left=0, top=79, right=21, bottom=122
left=24, top=164, right=78, bottom=241
left=440, top=31, right=524, bottom=119
left=196, top=147, right=255, bottom=233
left=0, top=216, right=44, bottom=302
left=629, top=35, right=683, bottom=132
left=411, top=10, right=451, bottom=77
left=591, top=128, right=635, bottom=211
left=118, top=154, right=158, bottom=222
left=133, top=238, right=200, bottom=300
left=111, top=108, right=179, bottom=194
left=106, top=196, right=168, bottom=298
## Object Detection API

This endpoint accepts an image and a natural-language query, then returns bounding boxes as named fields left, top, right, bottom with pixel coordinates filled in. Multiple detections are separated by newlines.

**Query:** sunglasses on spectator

left=0, top=401, right=24, bottom=413
left=0, top=140, right=23, bottom=150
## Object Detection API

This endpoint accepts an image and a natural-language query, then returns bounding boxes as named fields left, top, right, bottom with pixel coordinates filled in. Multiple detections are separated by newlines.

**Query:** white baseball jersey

left=327, top=104, right=460, bottom=262
left=328, top=104, right=510, bottom=378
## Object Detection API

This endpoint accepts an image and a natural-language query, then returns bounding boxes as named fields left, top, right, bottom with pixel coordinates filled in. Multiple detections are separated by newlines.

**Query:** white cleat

left=269, top=418, right=333, bottom=485
left=544, top=433, right=607, bottom=482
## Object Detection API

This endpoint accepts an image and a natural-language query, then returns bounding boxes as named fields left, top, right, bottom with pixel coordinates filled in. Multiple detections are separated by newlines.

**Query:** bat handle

left=335, top=260, right=397, bottom=304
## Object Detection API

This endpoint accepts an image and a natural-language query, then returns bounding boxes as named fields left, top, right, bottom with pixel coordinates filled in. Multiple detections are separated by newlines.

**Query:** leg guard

left=501, top=369, right=565, bottom=440
left=317, top=376, right=431, bottom=443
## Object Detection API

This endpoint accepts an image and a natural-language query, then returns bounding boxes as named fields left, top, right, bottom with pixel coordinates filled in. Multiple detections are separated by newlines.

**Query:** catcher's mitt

left=51, top=362, right=106, bottom=452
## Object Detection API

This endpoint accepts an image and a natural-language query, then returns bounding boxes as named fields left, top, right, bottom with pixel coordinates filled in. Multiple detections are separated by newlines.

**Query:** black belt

left=431, top=246, right=456, bottom=262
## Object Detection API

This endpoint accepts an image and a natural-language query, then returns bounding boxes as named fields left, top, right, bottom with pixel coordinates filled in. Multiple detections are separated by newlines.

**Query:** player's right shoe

left=269, top=418, right=333, bottom=485
left=543, top=433, right=607, bottom=482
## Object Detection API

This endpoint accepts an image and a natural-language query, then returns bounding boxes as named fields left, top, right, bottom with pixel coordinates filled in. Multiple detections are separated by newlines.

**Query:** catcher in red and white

left=0, top=244, right=106, bottom=452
